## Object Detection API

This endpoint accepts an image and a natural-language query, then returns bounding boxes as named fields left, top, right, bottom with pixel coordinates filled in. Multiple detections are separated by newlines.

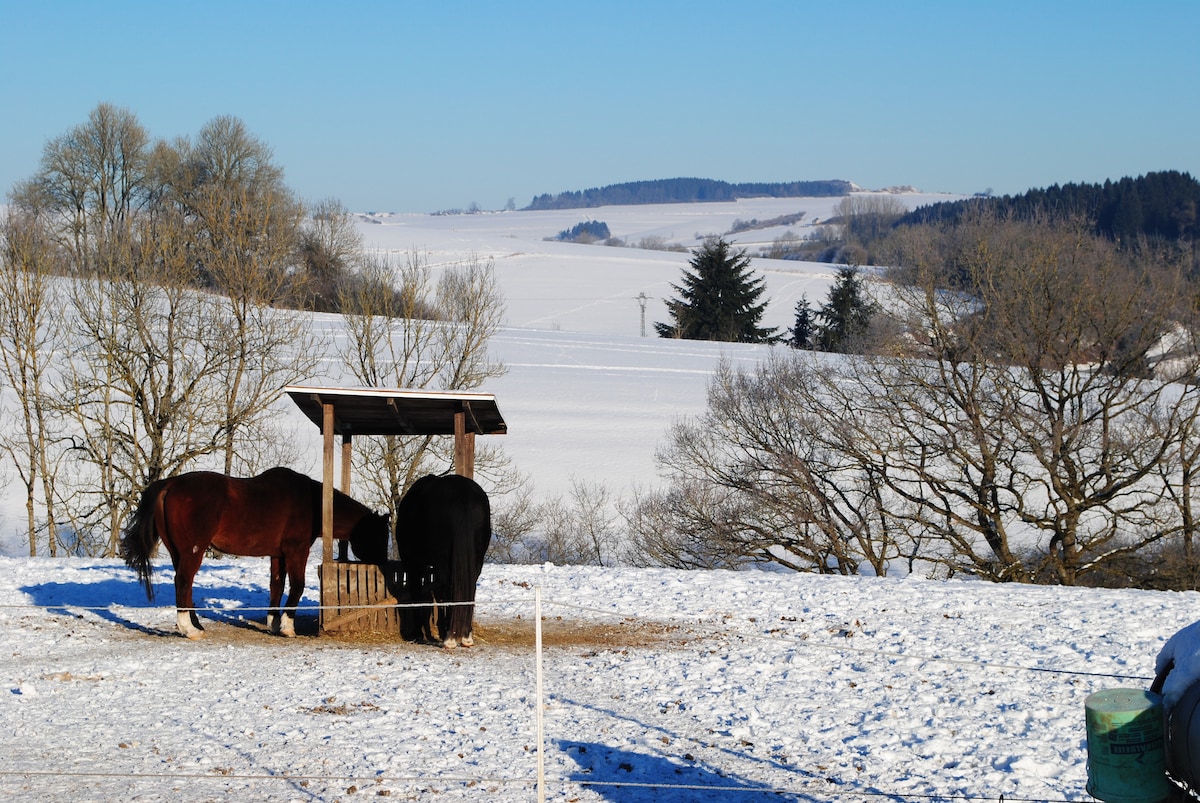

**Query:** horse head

left=347, top=511, right=390, bottom=564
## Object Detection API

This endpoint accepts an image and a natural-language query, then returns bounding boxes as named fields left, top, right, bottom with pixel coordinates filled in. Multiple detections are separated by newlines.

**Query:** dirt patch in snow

left=123, top=612, right=703, bottom=651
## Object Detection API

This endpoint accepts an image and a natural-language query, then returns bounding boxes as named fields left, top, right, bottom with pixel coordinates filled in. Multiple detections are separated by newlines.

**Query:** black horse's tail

left=445, top=546, right=475, bottom=644
left=446, top=483, right=492, bottom=643
left=120, top=479, right=168, bottom=601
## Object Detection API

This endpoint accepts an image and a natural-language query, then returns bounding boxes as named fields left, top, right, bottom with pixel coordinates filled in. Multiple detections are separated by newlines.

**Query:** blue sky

left=2, top=1, right=1196, bottom=213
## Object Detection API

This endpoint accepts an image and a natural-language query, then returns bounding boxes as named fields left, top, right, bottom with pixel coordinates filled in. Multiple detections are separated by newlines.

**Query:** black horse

left=395, top=473, right=491, bottom=648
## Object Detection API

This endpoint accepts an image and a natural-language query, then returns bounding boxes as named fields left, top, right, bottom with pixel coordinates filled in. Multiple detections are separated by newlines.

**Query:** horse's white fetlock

left=268, top=612, right=296, bottom=636
left=177, top=610, right=205, bottom=640
left=442, top=632, right=474, bottom=649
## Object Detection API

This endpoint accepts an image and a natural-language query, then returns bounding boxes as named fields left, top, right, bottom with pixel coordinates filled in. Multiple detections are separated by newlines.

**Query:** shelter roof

left=285, top=385, right=507, bottom=437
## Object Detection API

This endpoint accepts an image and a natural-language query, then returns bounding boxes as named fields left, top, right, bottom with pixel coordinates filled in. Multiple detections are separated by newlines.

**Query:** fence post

left=535, top=586, right=545, bottom=803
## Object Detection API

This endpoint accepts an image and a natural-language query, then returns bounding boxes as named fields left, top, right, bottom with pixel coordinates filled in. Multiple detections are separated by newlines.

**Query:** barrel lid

left=1086, top=688, right=1162, bottom=712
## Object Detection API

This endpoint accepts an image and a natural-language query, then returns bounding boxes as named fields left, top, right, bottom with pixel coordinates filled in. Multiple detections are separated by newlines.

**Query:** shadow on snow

left=19, top=562, right=287, bottom=636
left=560, top=739, right=822, bottom=802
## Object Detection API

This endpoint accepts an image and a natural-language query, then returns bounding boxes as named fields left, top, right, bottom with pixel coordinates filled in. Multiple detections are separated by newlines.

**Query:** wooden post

left=336, top=431, right=354, bottom=563
left=454, top=406, right=475, bottom=479
left=321, top=402, right=335, bottom=565
left=341, top=431, right=353, bottom=494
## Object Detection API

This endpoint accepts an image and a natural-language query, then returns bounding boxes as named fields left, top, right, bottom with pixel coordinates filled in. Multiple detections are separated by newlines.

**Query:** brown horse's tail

left=120, top=479, right=168, bottom=601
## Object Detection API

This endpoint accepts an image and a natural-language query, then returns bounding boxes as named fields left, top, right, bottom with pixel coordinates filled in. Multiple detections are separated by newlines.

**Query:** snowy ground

left=3, top=555, right=1193, bottom=801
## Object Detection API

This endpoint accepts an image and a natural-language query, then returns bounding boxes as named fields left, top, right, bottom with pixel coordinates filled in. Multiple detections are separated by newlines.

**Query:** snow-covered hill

left=340, top=193, right=959, bottom=501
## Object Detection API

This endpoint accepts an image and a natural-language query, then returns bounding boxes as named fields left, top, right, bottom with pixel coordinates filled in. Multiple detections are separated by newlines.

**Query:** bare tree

left=1151, top=390, right=1200, bottom=589
left=623, top=480, right=754, bottom=570
left=0, top=209, right=67, bottom=555
left=10, top=103, right=150, bottom=272
left=646, top=354, right=907, bottom=574
left=488, top=480, right=542, bottom=563
left=4, top=109, right=341, bottom=553
left=488, top=477, right=624, bottom=566
left=836, top=194, right=907, bottom=245
left=59, top=212, right=237, bottom=554
left=886, top=216, right=1197, bottom=583
left=296, top=197, right=364, bottom=310
left=531, top=478, right=621, bottom=566
left=337, top=251, right=507, bottom=516
left=170, top=122, right=317, bottom=475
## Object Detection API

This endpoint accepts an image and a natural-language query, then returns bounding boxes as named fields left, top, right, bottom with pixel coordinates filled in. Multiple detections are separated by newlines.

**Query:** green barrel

left=1085, top=688, right=1172, bottom=803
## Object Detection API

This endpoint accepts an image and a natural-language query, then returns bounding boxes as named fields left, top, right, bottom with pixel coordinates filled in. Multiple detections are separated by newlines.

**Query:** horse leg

left=436, top=601, right=452, bottom=648
left=442, top=603, right=475, bottom=649
left=434, top=593, right=467, bottom=649
left=442, top=603, right=464, bottom=649
left=404, top=568, right=438, bottom=644
left=400, top=593, right=434, bottom=643
left=459, top=605, right=476, bottom=648
left=267, top=556, right=286, bottom=635
left=446, top=591, right=478, bottom=648
left=408, top=597, right=436, bottom=644
left=275, top=552, right=308, bottom=638
left=173, top=549, right=206, bottom=640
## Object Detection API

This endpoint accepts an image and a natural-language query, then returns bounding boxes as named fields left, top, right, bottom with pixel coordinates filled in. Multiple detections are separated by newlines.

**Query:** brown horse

left=120, top=467, right=389, bottom=639
left=395, top=473, right=491, bottom=648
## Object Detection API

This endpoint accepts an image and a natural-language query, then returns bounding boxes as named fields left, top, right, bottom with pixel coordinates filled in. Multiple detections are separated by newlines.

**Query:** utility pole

left=635, top=292, right=649, bottom=337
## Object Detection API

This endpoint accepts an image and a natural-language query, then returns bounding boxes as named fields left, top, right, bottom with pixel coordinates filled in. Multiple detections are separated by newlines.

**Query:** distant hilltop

left=524, top=178, right=856, bottom=211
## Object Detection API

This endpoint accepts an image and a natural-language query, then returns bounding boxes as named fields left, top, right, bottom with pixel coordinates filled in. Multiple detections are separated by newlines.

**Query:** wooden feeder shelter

left=285, top=385, right=507, bottom=635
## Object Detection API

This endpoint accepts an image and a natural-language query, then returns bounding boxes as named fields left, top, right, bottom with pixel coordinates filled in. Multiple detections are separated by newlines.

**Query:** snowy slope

left=337, top=194, right=953, bottom=500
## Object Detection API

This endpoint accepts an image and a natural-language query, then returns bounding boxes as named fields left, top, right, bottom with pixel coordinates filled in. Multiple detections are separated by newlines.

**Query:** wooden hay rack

left=286, top=386, right=507, bottom=636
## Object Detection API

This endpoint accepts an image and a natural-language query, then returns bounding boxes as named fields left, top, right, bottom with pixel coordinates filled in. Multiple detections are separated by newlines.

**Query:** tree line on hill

left=744, top=173, right=1200, bottom=268
left=898, top=170, right=1200, bottom=246
left=525, top=177, right=853, bottom=210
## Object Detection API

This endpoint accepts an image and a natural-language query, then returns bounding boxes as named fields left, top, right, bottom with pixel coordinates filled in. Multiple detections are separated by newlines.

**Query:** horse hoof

left=272, top=612, right=296, bottom=637
left=177, top=612, right=205, bottom=639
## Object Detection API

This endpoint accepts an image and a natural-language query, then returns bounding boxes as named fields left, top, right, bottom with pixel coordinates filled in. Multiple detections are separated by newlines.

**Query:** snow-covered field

left=2, top=193, right=1196, bottom=800
left=3, top=555, right=1192, bottom=801
left=339, top=194, right=957, bottom=501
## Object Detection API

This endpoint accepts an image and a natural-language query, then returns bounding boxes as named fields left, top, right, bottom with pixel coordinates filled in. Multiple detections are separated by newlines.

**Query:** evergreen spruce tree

left=654, top=237, right=777, bottom=342
left=789, top=295, right=815, bottom=349
left=815, top=265, right=879, bottom=352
